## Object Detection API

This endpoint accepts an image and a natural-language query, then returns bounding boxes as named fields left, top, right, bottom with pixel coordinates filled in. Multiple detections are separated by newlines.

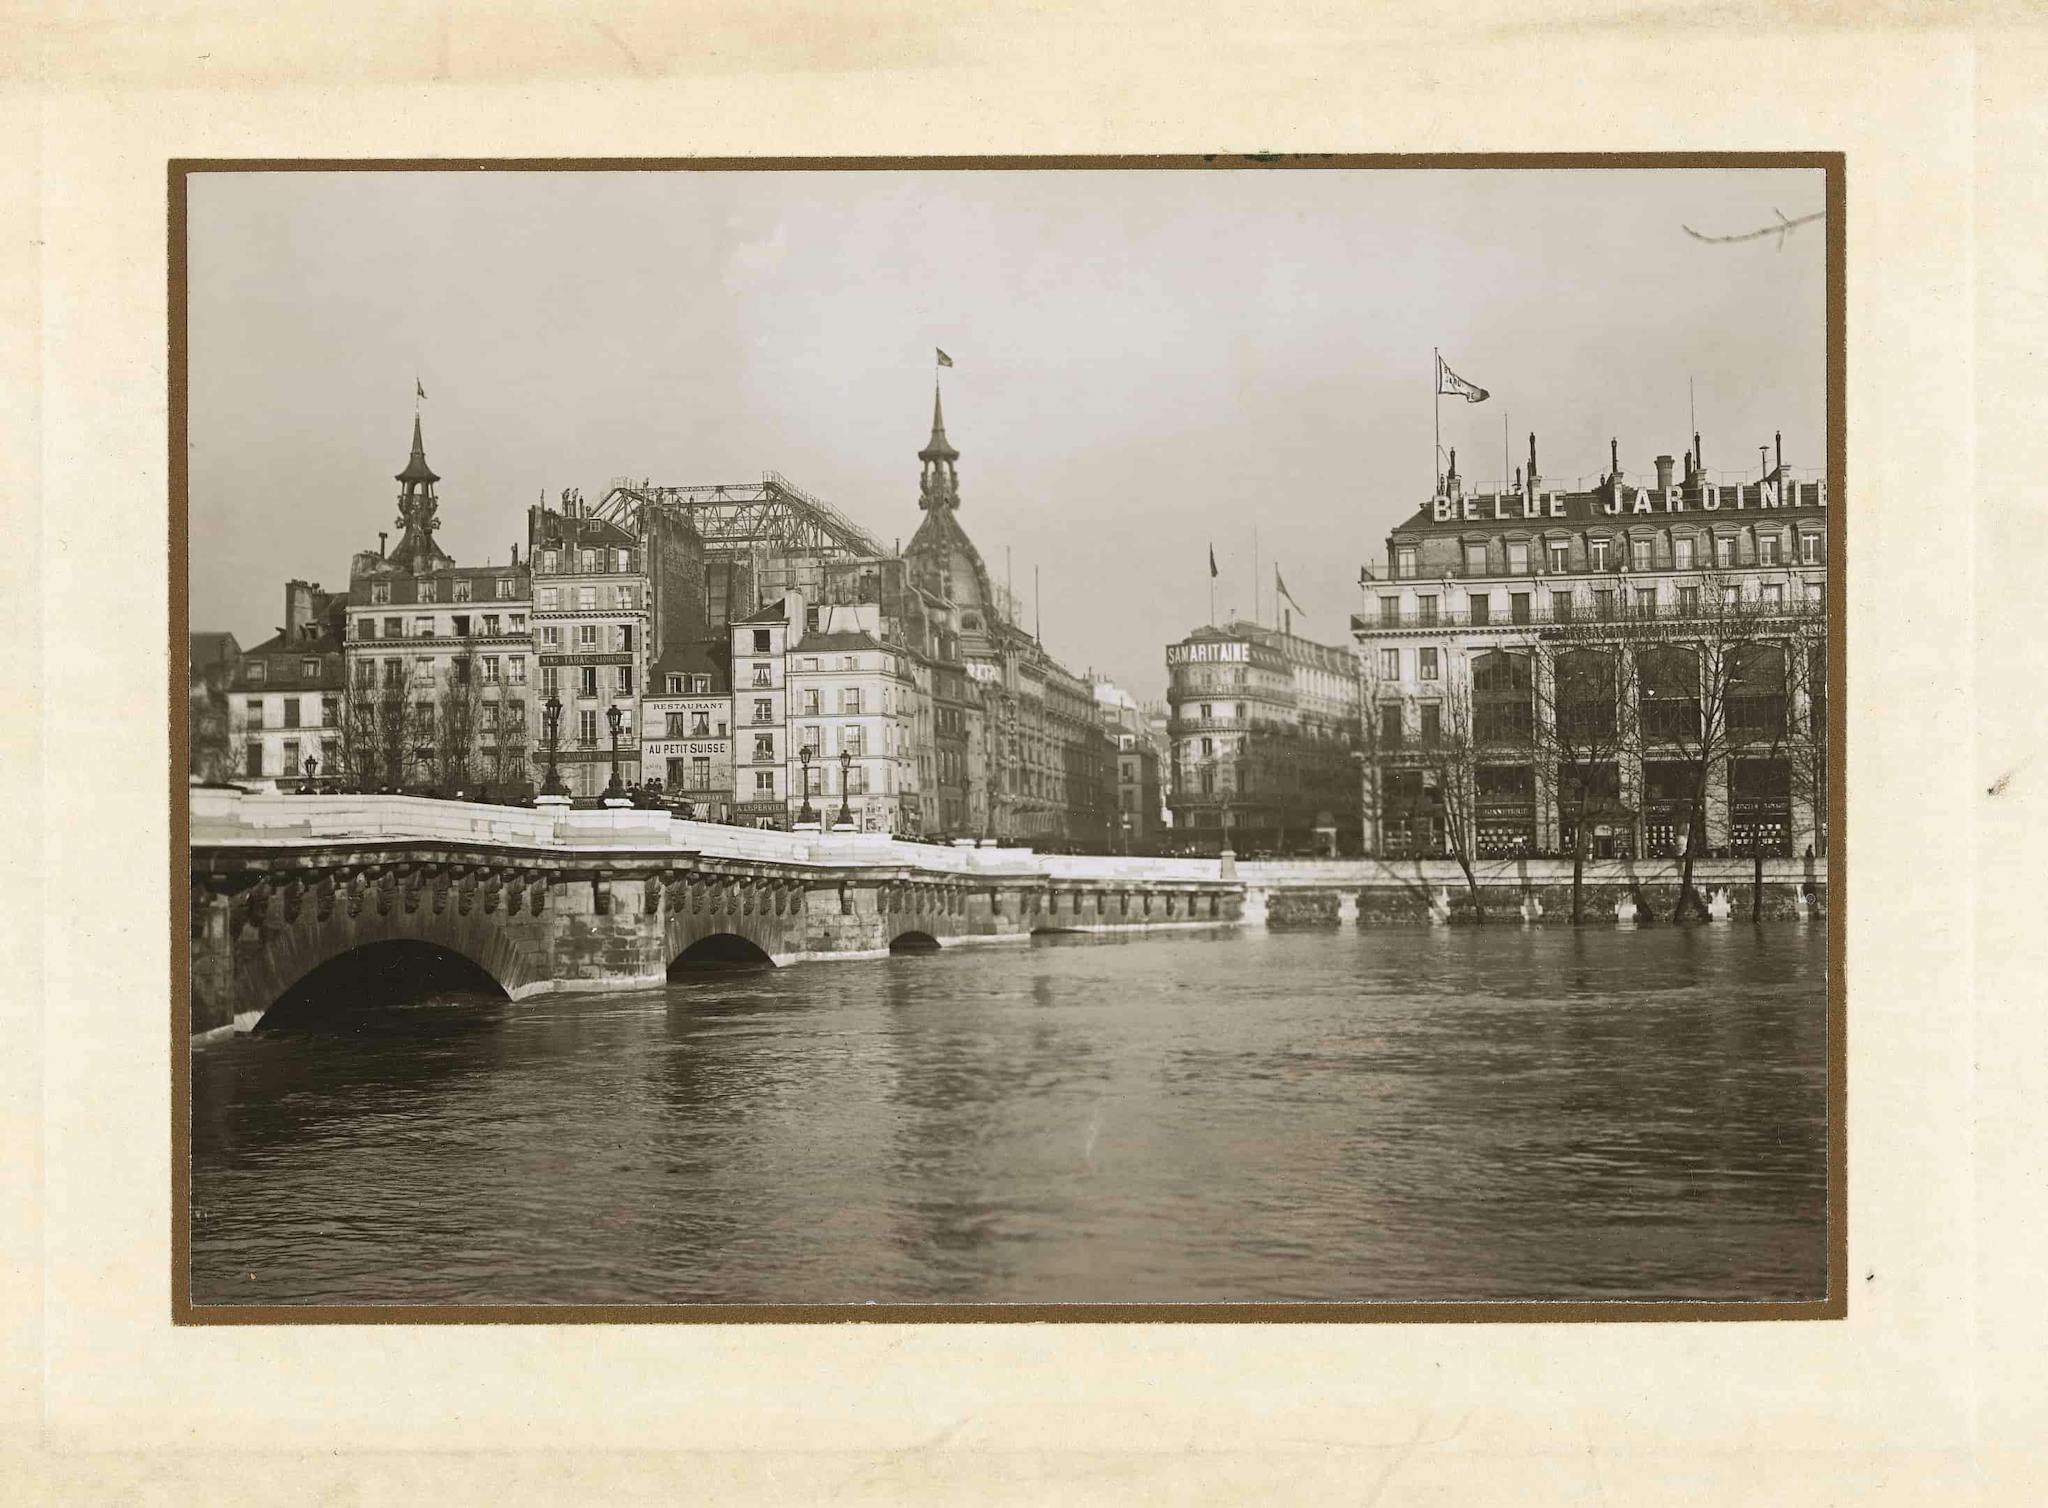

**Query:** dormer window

left=418, top=581, right=437, bottom=603
left=369, top=581, right=390, bottom=605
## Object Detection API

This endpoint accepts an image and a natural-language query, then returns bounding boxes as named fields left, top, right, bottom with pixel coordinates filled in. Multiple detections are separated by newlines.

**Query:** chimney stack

left=1775, top=430, right=1783, bottom=476
left=1527, top=432, right=1539, bottom=491
left=1694, top=430, right=1704, bottom=471
left=1446, top=447, right=1462, bottom=500
left=378, top=532, right=387, bottom=558
left=1655, top=454, right=1675, bottom=491
left=510, top=543, right=520, bottom=568
left=1609, top=438, right=1620, bottom=477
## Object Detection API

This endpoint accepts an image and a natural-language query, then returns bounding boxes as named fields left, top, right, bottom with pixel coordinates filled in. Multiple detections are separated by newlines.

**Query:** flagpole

left=1252, top=526, right=1259, bottom=628
left=1433, top=347, right=1441, bottom=495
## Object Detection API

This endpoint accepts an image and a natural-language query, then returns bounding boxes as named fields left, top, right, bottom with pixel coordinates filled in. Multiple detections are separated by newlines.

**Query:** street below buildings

left=190, top=925, right=1826, bottom=1306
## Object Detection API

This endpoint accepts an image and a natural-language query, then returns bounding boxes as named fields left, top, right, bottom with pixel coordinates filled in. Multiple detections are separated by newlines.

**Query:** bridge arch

left=217, top=899, right=546, bottom=1034
left=259, top=938, right=509, bottom=1033
left=671, top=901, right=798, bottom=971
left=670, top=932, right=777, bottom=971
left=888, top=930, right=942, bottom=955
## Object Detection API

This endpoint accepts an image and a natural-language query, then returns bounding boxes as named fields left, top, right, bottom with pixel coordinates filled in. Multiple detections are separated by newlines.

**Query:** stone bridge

left=187, top=791, right=1242, bottom=1037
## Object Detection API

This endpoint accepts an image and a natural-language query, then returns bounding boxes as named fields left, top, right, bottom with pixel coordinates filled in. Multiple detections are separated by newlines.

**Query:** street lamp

left=604, top=702, right=625, bottom=797
left=798, top=743, right=816, bottom=824
left=838, top=747, right=854, bottom=828
left=541, top=693, right=565, bottom=796
left=302, top=754, right=318, bottom=794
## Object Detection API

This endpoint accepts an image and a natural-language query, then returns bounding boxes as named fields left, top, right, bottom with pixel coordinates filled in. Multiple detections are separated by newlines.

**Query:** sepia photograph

left=177, top=158, right=1838, bottom=1316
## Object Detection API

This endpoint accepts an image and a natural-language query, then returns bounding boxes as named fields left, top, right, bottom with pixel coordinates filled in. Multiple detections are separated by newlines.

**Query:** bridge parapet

left=188, top=790, right=1242, bottom=1038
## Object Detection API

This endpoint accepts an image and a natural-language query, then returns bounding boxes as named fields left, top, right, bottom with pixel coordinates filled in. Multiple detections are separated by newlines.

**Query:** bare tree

left=1629, top=573, right=1781, bottom=922
left=1530, top=617, right=1637, bottom=924
left=437, top=653, right=485, bottom=790
left=1782, top=599, right=1829, bottom=862
left=488, top=691, right=532, bottom=791
left=372, top=672, right=411, bottom=788
left=336, top=675, right=381, bottom=787
left=1421, top=673, right=1487, bottom=923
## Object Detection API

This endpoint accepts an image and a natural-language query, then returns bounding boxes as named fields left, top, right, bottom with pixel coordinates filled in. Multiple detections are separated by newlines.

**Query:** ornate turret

left=917, top=384, right=960, bottom=511
left=387, top=413, right=454, bottom=574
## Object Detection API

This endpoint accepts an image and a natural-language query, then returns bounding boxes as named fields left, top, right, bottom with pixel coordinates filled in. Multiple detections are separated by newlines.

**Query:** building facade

left=344, top=418, right=533, bottom=793
left=1164, top=619, right=1362, bottom=855
left=1095, top=680, right=1165, bottom=852
left=641, top=640, right=734, bottom=817
left=528, top=491, right=649, bottom=796
left=901, top=387, right=1118, bottom=848
left=1351, top=435, right=1829, bottom=860
left=227, top=582, right=347, bottom=787
left=729, top=600, right=793, bottom=825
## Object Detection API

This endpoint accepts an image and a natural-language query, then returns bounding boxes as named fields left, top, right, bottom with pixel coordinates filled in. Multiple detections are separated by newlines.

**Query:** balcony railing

left=1352, top=598, right=1822, bottom=633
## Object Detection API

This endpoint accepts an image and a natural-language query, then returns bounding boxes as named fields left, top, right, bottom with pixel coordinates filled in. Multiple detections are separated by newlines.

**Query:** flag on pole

left=1208, top=545, right=1219, bottom=579
left=416, top=377, right=427, bottom=400
left=1276, top=566, right=1304, bottom=614
left=935, top=348, right=954, bottom=368
left=1435, top=355, right=1489, bottom=404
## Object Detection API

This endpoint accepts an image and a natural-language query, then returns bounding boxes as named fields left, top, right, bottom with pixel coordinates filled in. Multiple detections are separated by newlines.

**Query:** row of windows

left=660, top=711, right=728, bottom=738
left=796, top=724, right=873, bottom=758
left=538, top=663, right=636, bottom=698
left=364, top=576, right=519, bottom=606
left=662, top=674, right=718, bottom=695
left=353, top=655, right=530, bottom=687
left=241, top=737, right=337, bottom=778
left=1378, top=576, right=1820, bottom=628
left=354, top=612, right=528, bottom=641
left=1395, top=529, right=1825, bottom=578
left=538, top=584, right=637, bottom=612
left=539, top=623, right=635, bottom=652
left=240, top=657, right=332, bottom=685
left=538, top=547, right=636, bottom=576
left=239, top=694, right=339, bottom=728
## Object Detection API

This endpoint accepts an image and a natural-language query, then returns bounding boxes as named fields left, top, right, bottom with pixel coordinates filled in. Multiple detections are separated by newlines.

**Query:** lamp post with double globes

left=604, top=702, right=626, bottom=803
left=837, top=747, right=854, bottom=829
left=540, top=693, right=566, bottom=798
left=797, top=743, right=817, bottom=825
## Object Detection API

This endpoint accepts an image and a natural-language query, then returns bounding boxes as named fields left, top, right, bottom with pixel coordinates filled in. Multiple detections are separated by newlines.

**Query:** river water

left=189, top=926, right=1829, bottom=1307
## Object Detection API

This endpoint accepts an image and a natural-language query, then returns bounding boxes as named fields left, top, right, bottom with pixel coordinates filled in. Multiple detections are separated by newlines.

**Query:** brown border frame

left=170, top=152, right=1845, bottom=1326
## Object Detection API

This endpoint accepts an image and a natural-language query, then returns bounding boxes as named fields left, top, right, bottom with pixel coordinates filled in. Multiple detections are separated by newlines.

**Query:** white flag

left=1436, top=355, right=1489, bottom=404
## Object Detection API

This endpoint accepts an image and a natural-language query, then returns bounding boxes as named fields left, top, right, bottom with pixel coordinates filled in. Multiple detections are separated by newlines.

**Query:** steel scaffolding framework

left=593, top=471, right=887, bottom=561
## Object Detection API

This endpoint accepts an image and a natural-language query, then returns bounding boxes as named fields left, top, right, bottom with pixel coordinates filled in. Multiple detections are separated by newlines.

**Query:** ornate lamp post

left=838, top=747, right=854, bottom=828
left=541, top=693, right=565, bottom=797
left=604, top=702, right=625, bottom=798
left=798, top=743, right=817, bottom=824
left=302, top=754, right=318, bottom=794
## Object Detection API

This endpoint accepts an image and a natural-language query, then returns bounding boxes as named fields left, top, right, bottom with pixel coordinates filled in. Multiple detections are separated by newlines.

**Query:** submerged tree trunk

left=1570, top=795, right=1589, bottom=925
left=1674, top=792, right=1705, bottom=923
left=1456, top=853, right=1486, bottom=924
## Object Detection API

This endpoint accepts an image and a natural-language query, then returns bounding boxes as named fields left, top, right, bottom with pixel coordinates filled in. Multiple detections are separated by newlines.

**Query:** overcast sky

left=187, top=166, right=1824, bottom=701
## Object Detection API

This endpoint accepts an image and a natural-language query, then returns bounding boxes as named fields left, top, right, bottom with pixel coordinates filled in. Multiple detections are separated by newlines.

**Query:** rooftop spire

left=387, top=409, right=453, bottom=574
left=919, top=382, right=959, bottom=463
left=396, top=412, right=440, bottom=485
left=916, top=381, right=961, bottom=512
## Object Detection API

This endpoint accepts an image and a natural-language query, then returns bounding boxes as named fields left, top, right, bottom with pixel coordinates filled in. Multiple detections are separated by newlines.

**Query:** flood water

left=189, top=926, right=1829, bottom=1307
